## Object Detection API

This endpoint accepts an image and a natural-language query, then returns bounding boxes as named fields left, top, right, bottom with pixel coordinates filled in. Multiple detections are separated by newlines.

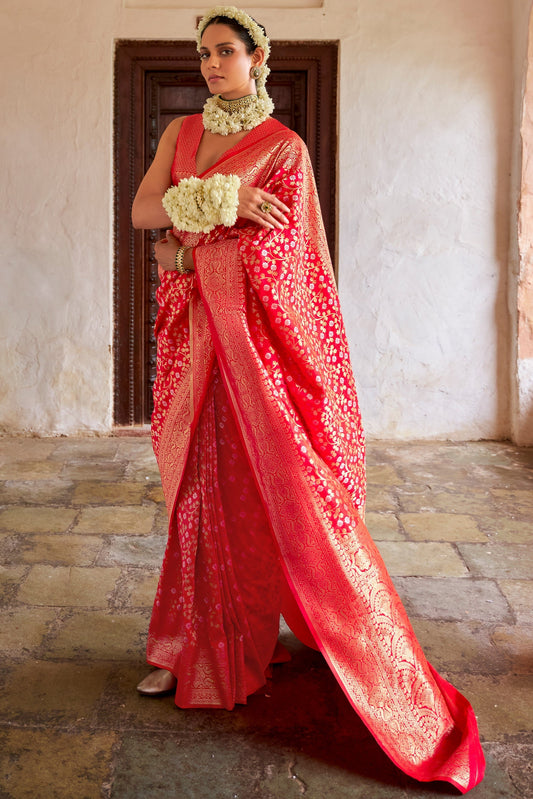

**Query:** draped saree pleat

left=147, top=114, right=485, bottom=792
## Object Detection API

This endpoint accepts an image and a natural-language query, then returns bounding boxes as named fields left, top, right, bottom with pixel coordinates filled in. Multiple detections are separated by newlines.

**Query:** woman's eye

left=199, top=53, right=208, bottom=60
left=221, top=49, right=233, bottom=56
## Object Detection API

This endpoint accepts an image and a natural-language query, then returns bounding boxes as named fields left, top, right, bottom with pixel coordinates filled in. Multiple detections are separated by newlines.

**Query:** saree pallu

left=148, top=114, right=485, bottom=793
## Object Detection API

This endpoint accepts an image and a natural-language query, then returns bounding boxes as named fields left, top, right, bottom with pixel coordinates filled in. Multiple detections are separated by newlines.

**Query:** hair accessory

left=196, top=5, right=271, bottom=66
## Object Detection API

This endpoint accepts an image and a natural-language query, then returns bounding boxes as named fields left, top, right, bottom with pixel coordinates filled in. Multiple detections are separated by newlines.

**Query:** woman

left=131, top=6, right=485, bottom=793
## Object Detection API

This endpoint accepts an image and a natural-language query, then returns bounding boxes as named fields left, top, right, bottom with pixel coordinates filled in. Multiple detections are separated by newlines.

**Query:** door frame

left=113, top=39, right=338, bottom=426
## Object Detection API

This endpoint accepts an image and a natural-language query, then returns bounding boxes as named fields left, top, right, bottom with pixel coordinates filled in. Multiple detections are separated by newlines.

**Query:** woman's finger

left=262, top=192, right=290, bottom=216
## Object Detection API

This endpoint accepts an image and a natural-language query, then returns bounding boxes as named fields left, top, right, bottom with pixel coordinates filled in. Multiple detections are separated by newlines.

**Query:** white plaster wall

left=0, top=0, right=516, bottom=437
left=511, top=0, right=533, bottom=445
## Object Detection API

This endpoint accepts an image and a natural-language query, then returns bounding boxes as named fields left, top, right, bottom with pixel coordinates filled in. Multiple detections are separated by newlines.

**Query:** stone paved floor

left=0, top=436, right=532, bottom=798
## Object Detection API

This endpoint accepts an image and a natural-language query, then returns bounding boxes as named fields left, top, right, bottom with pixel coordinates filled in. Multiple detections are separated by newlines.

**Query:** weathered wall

left=511, top=0, right=533, bottom=444
left=0, top=0, right=518, bottom=438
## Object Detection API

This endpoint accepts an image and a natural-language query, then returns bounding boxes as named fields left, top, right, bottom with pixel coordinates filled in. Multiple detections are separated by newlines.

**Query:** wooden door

left=114, top=40, right=338, bottom=426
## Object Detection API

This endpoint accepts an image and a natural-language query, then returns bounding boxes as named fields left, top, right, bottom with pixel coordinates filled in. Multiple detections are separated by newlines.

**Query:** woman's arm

left=131, top=117, right=185, bottom=230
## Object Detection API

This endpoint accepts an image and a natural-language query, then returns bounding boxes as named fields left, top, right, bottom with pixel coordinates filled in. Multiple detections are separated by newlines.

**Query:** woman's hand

left=237, top=186, right=290, bottom=230
left=154, top=230, right=194, bottom=280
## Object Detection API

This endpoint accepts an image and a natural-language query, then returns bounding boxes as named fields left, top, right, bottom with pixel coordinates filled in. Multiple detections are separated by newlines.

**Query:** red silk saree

left=147, top=114, right=485, bottom=793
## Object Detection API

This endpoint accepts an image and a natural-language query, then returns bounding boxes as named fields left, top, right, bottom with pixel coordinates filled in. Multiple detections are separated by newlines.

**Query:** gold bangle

left=174, top=246, right=191, bottom=274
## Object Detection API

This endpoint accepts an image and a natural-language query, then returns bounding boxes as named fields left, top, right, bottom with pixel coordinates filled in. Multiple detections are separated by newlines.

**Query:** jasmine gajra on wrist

left=162, top=173, right=241, bottom=234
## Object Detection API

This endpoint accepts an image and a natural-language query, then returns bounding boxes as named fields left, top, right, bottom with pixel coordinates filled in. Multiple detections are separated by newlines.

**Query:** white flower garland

left=196, top=6, right=271, bottom=67
left=197, top=7, right=275, bottom=134
left=202, top=91, right=273, bottom=135
left=162, top=173, right=241, bottom=233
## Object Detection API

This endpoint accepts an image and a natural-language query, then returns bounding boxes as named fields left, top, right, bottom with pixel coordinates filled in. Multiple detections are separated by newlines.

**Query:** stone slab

left=0, top=505, right=77, bottom=533
left=0, top=438, right=57, bottom=463
left=115, top=438, right=154, bottom=458
left=0, top=532, right=20, bottom=564
left=60, top=460, right=126, bottom=481
left=484, top=743, right=533, bottom=799
left=477, top=516, right=533, bottom=544
left=0, top=606, right=56, bottom=657
left=400, top=512, right=487, bottom=542
left=364, top=486, right=398, bottom=513
left=72, top=480, right=146, bottom=505
left=376, top=541, right=468, bottom=577
left=456, top=674, right=533, bottom=741
left=0, top=728, right=116, bottom=799
left=0, top=479, right=74, bottom=505
left=48, top=438, right=119, bottom=460
left=0, top=564, right=28, bottom=604
left=47, top=610, right=148, bottom=660
left=96, top=535, right=166, bottom=568
left=410, top=619, right=509, bottom=674
left=74, top=504, right=157, bottom=535
left=393, top=577, right=513, bottom=623
left=397, top=487, right=495, bottom=516
left=0, top=660, right=109, bottom=722
left=498, top=579, right=533, bottom=625
left=19, top=533, right=103, bottom=566
left=146, top=484, right=166, bottom=505
left=129, top=572, right=160, bottom=607
left=458, top=544, right=533, bottom=579
left=365, top=464, right=401, bottom=485
left=18, top=564, right=120, bottom=606
left=111, top=731, right=409, bottom=799
left=491, top=626, right=533, bottom=674
left=366, top=512, right=404, bottom=541
left=490, top=488, right=533, bottom=515
left=0, top=459, right=62, bottom=480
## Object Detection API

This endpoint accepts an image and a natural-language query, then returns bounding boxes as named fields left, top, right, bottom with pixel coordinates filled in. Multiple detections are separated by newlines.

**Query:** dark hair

left=201, top=15, right=267, bottom=55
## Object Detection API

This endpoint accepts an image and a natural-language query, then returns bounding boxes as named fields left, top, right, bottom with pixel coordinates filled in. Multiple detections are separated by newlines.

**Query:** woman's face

left=199, top=23, right=263, bottom=100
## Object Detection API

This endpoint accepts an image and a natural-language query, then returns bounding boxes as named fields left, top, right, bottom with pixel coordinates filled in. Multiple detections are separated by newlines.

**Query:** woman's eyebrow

left=199, top=41, right=235, bottom=51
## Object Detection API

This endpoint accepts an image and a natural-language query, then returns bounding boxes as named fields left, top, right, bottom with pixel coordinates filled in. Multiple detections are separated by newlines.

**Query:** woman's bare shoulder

left=161, top=115, right=187, bottom=143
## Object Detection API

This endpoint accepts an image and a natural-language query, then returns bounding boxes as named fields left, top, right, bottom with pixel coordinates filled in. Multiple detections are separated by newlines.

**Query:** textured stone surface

left=0, top=660, right=110, bottom=722
left=410, top=619, right=509, bottom=674
left=490, top=626, right=533, bottom=674
left=456, top=675, right=533, bottom=741
left=74, top=504, right=157, bottom=535
left=96, top=535, right=166, bottom=568
left=458, top=544, right=533, bottom=579
left=18, top=533, right=103, bottom=566
left=0, top=506, right=77, bottom=533
left=393, top=577, right=512, bottom=623
left=129, top=572, right=160, bottom=607
left=47, top=611, right=147, bottom=660
left=498, top=579, right=533, bottom=625
left=72, top=481, right=146, bottom=506
left=0, top=606, right=56, bottom=657
left=0, top=729, right=116, bottom=799
left=18, top=564, right=120, bottom=606
left=365, top=512, right=404, bottom=541
left=0, top=564, right=28, bottom=604
left=400, top=512, right=487, bottom=542
left=377, top=541, right=468, bottom=577
left=0, top=436, right=531, bottom=798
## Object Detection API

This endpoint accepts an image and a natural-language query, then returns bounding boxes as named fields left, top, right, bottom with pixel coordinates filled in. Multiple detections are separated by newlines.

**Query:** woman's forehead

left=200, top=24, right=241, bottom=47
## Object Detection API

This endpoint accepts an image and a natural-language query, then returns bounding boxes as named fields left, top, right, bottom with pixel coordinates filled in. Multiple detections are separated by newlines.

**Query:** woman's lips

left=208, top=75, right=223, bottom=83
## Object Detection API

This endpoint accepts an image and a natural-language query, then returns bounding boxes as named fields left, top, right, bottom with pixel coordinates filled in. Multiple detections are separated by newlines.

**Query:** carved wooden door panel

left=114, top=40, right=338, bottom=426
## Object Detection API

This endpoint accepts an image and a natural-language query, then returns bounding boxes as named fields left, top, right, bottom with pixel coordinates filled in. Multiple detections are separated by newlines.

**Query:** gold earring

left=250, top=66, right=262, bottom=80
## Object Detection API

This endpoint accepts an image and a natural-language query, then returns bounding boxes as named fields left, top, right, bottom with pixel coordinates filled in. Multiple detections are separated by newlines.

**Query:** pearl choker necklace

left=202, top=89, right=274, bottom=136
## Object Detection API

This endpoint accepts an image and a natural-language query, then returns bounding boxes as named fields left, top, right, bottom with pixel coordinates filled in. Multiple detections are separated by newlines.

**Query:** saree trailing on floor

left=147, top=114, right=485, bottom=793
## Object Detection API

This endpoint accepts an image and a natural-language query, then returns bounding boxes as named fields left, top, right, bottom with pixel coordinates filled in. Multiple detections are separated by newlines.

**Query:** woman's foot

left=137, top=668, right=177, bottom=696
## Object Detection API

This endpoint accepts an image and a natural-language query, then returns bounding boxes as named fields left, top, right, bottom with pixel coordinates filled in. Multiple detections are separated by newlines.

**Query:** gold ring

left=260, top=201, right=273, bottom=214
